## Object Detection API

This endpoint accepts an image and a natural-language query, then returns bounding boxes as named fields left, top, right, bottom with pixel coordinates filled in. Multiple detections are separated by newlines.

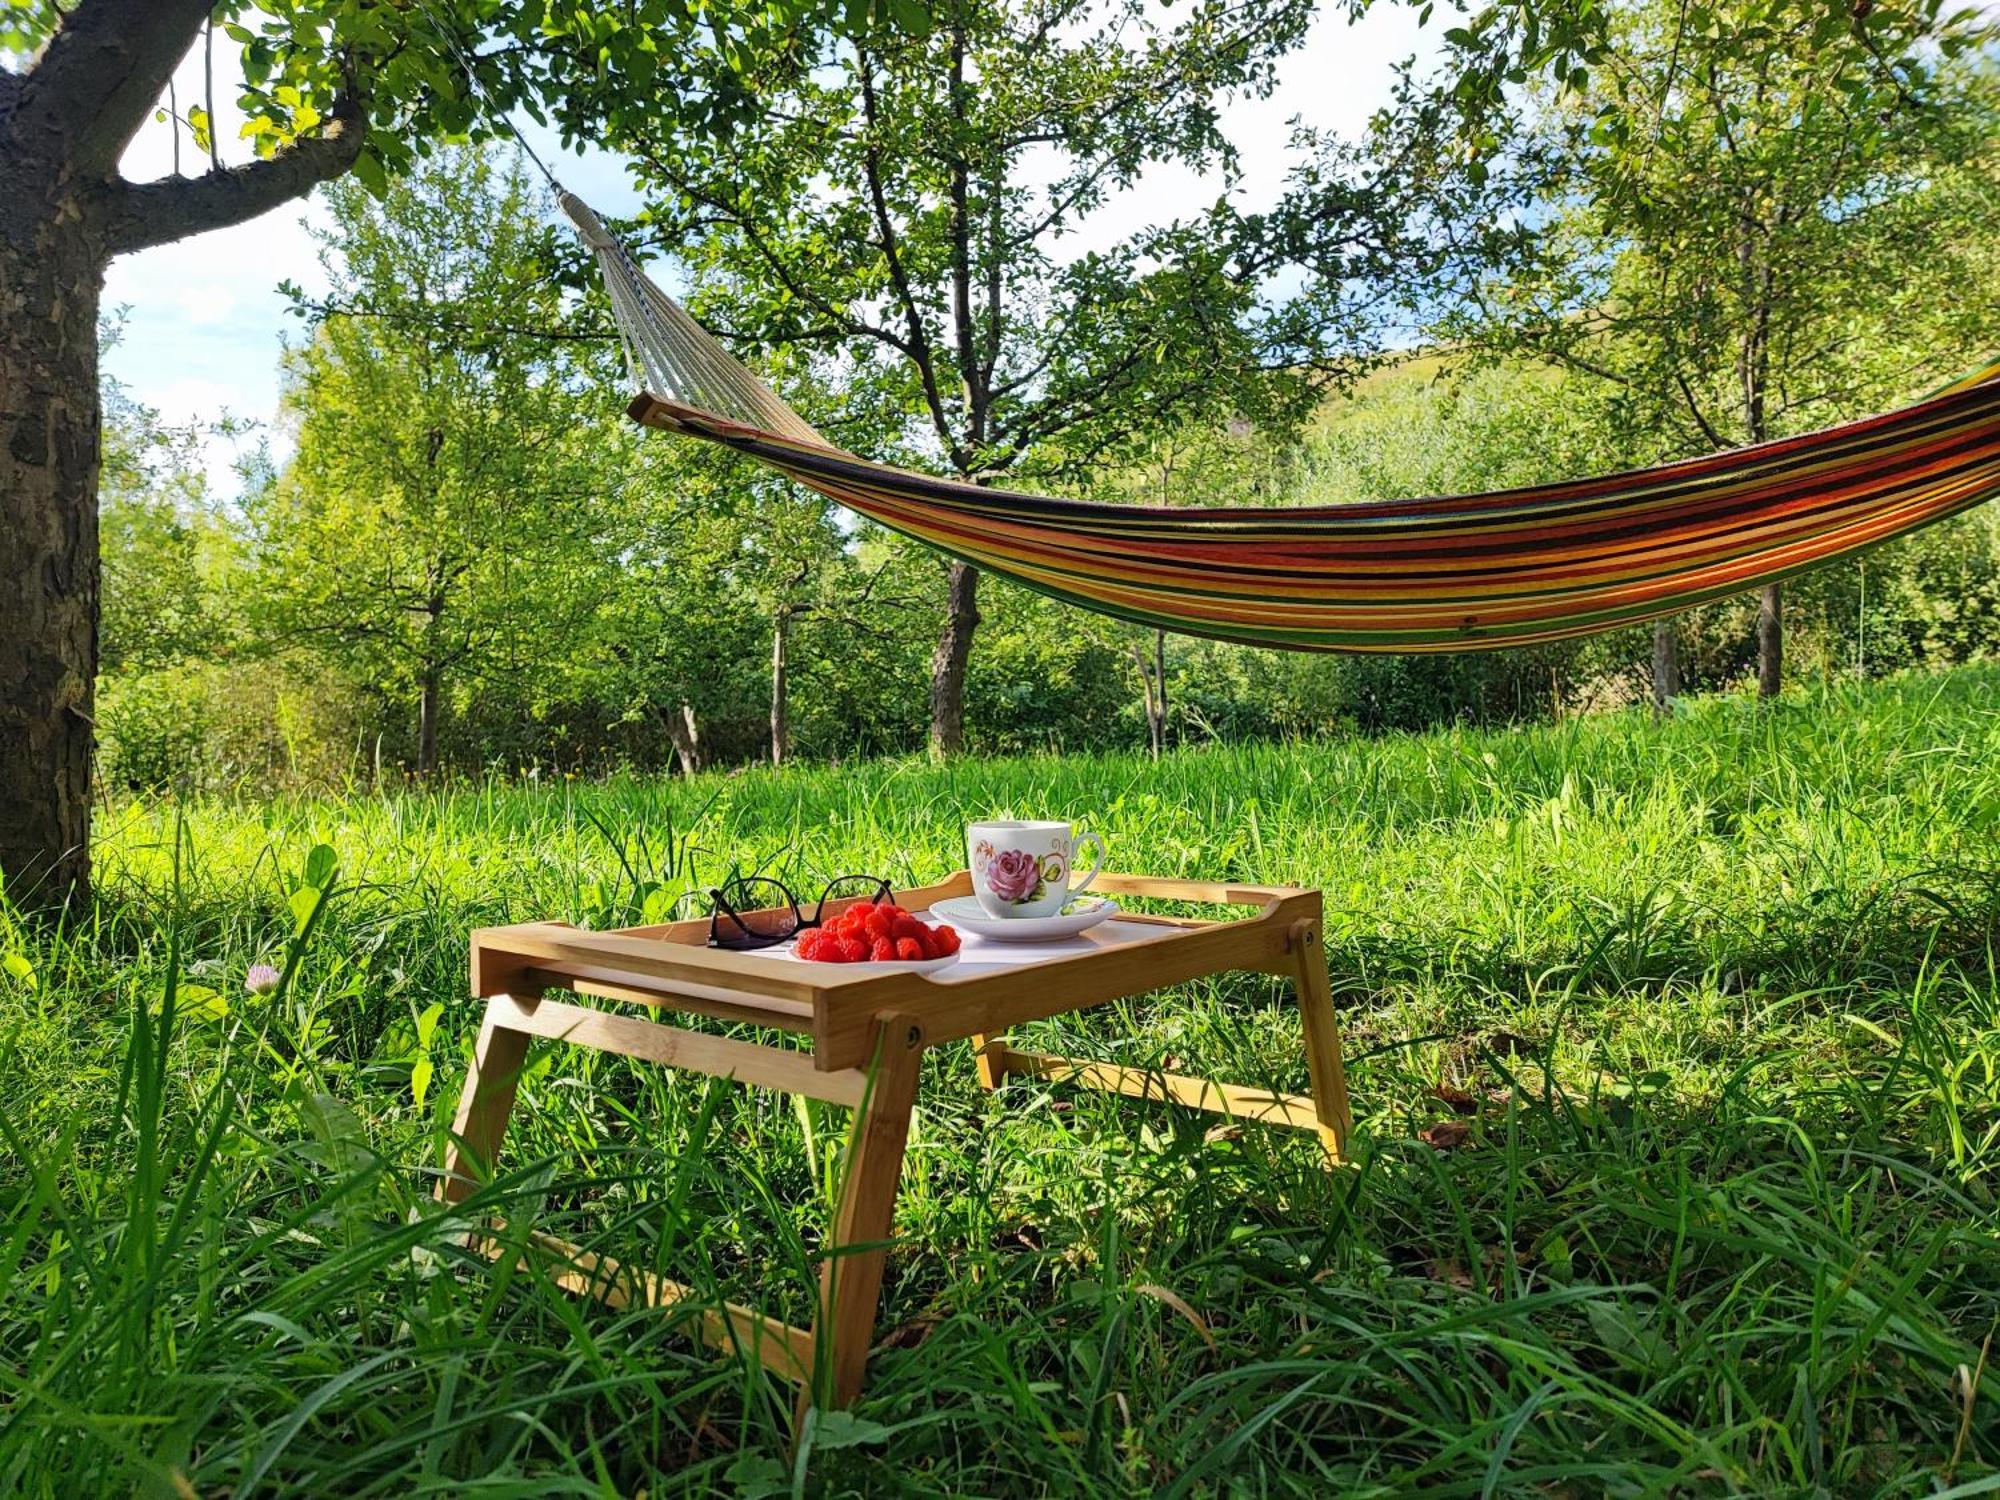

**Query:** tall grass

left=3, top=667, right=1998, bottom=1495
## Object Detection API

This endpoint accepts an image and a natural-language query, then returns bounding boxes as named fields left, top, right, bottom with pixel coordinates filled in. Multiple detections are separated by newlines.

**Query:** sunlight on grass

left=3, top=667, right=1999, bottom=1494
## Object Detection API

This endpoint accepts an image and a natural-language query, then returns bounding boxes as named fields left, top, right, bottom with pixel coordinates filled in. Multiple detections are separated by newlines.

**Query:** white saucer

left=928, top=895, right=1120, bottom=943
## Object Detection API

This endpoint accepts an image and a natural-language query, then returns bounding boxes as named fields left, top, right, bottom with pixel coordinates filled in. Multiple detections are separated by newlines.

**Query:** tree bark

left=1651, top=617, right=1679, bottom=718
left=0, top=208, right=102, bottom=906
left=1131, top=632, right=1166, bottom=757
left=417, top=660, right=442, bottom=774
left=664, top=701, right=703, bottom=776
left=928, top=561, right=979, bottom=758
left=770, top=608, right=791, bottom=767
left=1152, top=628, right=1167, bottom=754
left=0, top=0, right=368, bottom=907
left=1757, top=582, right=1782, bottom=700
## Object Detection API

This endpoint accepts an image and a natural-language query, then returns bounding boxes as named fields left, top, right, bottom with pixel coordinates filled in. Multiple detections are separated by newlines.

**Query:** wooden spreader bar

left=438, top=870, right=1352, bottom=1413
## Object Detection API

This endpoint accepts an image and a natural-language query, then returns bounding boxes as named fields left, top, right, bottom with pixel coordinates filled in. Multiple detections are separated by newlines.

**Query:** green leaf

left=304, top=843, right=338, bottom=890
left=179, top=984, right=230, bottom=1023
left=410, top=1057, right=434, bottom=1112
left=3, top=952, right=37, bottom=991
left=1585, top=1300, right=1673, bottom=1377
left=723, top=1453, right=788, bottom=1498
left=289, top=886, right=324, bottom=935
left=352, top=150, right=388, bottom=198
left=806, top=1410, right=894, bottom=1449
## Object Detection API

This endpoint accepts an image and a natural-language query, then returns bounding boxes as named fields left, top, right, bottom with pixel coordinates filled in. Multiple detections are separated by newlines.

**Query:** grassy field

left=4, top=667, right=2000, bottom=1496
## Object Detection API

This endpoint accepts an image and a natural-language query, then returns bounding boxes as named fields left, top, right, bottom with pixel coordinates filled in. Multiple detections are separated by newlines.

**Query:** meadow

left=4, top=666, right=1999, bottom=1497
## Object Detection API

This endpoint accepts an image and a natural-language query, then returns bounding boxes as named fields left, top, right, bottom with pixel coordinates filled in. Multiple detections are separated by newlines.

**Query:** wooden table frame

left=437, top=871, right=1351, bottom=1411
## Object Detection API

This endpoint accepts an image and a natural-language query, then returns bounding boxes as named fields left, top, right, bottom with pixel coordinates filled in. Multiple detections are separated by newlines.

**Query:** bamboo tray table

left=438, top=870, right=1352, bottom=1410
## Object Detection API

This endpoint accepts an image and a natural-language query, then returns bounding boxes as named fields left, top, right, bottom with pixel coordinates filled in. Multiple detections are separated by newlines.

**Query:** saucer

left=928, top=895, right=1120, bottom=943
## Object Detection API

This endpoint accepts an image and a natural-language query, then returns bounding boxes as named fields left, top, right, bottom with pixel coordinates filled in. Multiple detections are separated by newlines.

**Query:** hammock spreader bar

left=562, top=193, right=2000, bottom=654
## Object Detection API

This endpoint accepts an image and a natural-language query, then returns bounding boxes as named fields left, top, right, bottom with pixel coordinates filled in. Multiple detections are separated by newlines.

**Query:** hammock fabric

left=563, top=194, right=2000, bottom=654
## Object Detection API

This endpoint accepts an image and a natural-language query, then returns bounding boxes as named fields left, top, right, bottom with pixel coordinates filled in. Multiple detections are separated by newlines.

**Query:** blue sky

left=103, top=5, right=1431, bottom=495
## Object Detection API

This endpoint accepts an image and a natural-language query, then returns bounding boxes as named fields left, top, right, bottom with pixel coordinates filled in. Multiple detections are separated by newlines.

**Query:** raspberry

left=892, top=912, right=925, bottom=941
left=895, top=936, right=926, bottom=962
left=863, top=907, right=896, bottom=942
left=837, top=935, right=870, bottom=963
left=795, top=930, right=828, bottom=961
left=871, top=936, right=897, bottom=962
left=931, top=924, right=960, bottom=955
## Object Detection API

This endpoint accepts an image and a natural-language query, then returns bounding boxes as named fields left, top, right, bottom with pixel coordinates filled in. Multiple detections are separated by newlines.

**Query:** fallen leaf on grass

left=1428, top=1258, right=1476, bottom=1290
left=1431, top=1083, right=1479, bottom=1115
left=1486, top=1030, right=1537, bottom=1057
left=992, top=1223, right=1044, bottom=1252
left=1134, top=1283, right=1217, bottom=1350
left=1420, top=1119, right=1473, bottom=1151
left=877, top=1315, right=941, bottom=1352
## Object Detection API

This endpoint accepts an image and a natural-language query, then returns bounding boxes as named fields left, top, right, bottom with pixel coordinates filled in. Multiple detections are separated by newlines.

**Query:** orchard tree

left=1359, top=0, right=2000, bottom=702
left=0, top=0, right=1698, bottom=899
left=0, top=0, right=911, bottom=904
left=97, top=378, right=244, bottom=678
left=604, top=0, right=1399, bottom=756
left=1100, top=413, right=1298, bottom=756
left=256, top=149, right=616, bottom=775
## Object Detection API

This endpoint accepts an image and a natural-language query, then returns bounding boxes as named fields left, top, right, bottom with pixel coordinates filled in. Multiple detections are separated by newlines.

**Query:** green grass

left=4, top=666, right=2000, bottom=1496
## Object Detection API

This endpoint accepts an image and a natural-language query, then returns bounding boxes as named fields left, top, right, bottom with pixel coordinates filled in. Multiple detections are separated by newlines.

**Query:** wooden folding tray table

left=438, top=870, right=1352, bottom=1411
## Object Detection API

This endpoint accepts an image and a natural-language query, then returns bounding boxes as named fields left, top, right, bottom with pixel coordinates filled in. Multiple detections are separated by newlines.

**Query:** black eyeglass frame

left=706, top=874, right=895, bottom=951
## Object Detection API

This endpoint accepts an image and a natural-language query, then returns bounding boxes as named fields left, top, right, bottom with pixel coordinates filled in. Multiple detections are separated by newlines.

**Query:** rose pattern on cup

left=973, top=837, right=1074, bottom=906
left=968, top=821, right=1104, bottom=918
left=985, top=848, right=1044, bottom=904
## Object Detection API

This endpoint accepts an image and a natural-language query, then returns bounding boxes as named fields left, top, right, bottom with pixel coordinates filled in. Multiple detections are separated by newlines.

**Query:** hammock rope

left=560, top=192, right=2000, bottom=653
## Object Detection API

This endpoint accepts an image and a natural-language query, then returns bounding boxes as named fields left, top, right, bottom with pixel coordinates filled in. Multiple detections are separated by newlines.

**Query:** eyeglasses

left=706, top=874, right=895, bottom=951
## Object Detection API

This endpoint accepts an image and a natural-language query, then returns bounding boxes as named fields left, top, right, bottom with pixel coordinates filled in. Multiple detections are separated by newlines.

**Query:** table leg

left=807, top=1014, right=926, bottom=1414
left=969, top=1031, right=1012, bottom=1090
left=438, top=998, right=534, bottom=1206
left=1290, top=919, right=1352, bottom=1164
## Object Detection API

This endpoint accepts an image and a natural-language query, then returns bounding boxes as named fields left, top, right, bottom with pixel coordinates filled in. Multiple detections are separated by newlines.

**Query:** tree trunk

left=928, top=561, right=979, bottom=758
left=1651, top=617, right=1679, bottom=719
left=0, top=0, right=366, bottom=909
left=0, top=207, right=102, bottom=908
left=664, top=701, right=703, bottom=776
left=770, top=608, right=790, bottom=768
left=1132, top=633, right=1166, bottom=757
left=1757, top=582, right=1782, bottom=700
left=1152, top=628, right=1167, bottom=755
left=417, top=660, right=442, bottom=774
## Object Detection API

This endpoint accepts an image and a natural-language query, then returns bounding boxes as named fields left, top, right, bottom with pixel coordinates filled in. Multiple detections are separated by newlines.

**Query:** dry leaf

left=992, top=1222, right=1044, bottom=1252
left=1420, top=1119, right=1473, bottom=1151
left=1432, top=1083, right=1479, bottom=1115
left=1428, top=1258, right=1476, bottom=1290
left=877, top=1316, right=940, bottom=1351
left=1134, top=1282, right=1217, bottom=1350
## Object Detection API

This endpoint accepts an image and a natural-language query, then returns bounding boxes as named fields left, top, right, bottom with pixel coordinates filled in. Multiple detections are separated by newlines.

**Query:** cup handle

left=1068, top=830, right=1106, bottom=897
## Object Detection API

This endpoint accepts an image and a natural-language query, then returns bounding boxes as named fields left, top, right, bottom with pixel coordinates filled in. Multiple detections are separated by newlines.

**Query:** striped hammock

left=564, top=193, right=2000, bottom=654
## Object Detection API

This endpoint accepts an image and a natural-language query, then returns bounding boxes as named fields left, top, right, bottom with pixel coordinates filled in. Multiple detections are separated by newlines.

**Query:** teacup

left=968, top=819, right=1106, bottom=919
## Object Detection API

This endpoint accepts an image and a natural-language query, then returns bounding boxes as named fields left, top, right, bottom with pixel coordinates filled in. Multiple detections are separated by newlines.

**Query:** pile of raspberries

left=794, top=898, right=961, bottom=963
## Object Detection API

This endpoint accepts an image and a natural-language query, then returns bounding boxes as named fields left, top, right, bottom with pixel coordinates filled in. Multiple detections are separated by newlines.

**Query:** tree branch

left=103, top=97, right=366, bottom=255
left=13, top=0, right=211, bottom=177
